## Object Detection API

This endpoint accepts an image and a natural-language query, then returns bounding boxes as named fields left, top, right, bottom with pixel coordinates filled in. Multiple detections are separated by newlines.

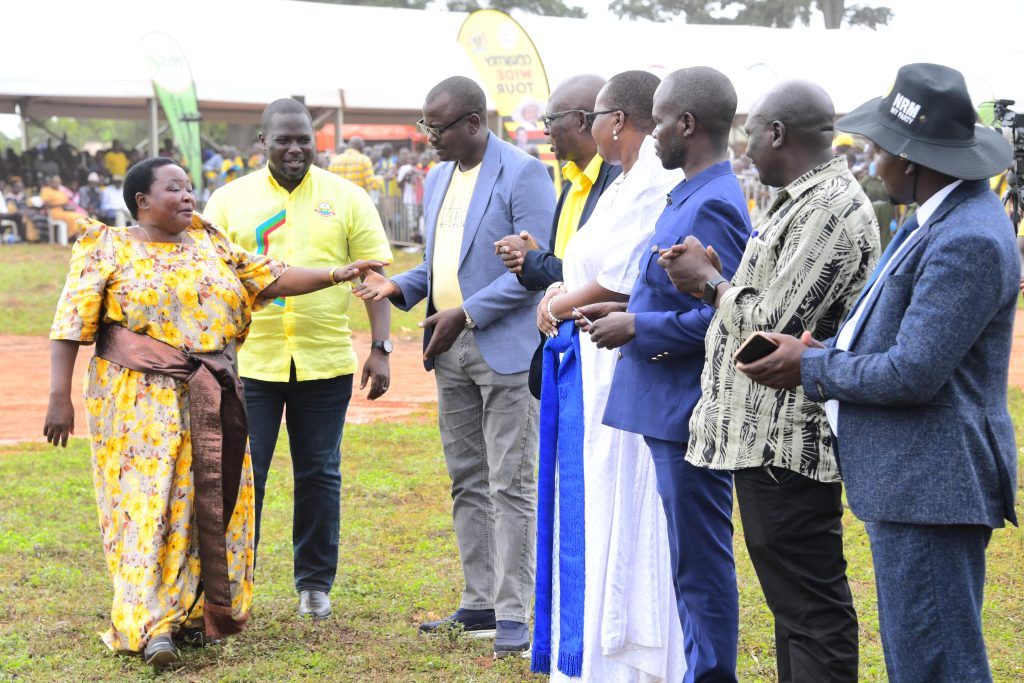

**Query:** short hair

left=425, top=76, right=487, bottom=118
left=664, top=67, right=738, bottom=148
left=261, top=98, right=312, bottom=132
left=123, top=157, right=177, bottom=219
left=601, top=70, right=661, bottom=133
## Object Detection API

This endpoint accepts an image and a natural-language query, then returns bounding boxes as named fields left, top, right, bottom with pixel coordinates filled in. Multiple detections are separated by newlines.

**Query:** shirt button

left=651, top=245, right=659, bottom=253
left=617, top=351, right=623, bottom=360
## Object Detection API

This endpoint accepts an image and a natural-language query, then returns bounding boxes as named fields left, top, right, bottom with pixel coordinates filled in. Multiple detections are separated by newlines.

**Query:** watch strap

left=702, top=275, right=728, bottom=305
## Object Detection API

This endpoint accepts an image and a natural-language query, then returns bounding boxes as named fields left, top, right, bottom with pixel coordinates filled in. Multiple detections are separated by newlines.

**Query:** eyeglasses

left=416, top=112, right=476, bottom=139
left=540, top=110, right=586, bottom=129
left=584, top=109, right=622, bottom=127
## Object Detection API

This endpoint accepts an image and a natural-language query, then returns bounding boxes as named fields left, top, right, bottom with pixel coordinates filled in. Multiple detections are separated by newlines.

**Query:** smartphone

left=573, top=307, right=594, bottom=326
left=733, top=332, right=779, bottom=364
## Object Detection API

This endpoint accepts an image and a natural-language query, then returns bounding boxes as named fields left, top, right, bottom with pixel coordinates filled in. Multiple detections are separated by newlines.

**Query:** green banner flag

left=138, top=32, right=203, bottom=193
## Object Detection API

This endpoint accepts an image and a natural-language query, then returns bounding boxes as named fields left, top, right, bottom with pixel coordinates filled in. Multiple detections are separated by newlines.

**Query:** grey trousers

left=433, top=329, right=539, bottom=623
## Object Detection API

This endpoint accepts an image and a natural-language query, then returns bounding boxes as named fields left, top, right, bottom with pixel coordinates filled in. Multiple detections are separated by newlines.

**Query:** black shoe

left=418, top=608, right=496, bottom=638
left=493, top=620, right=530, bottom=658
left=143, top=634, right=180, bottom=668
left=174, top=627, right=223, bottom=648
left=299, top=590, right=332, bottom=620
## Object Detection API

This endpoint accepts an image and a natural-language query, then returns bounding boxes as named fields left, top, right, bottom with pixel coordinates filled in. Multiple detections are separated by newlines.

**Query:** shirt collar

left=666, top=159, right=732, bottom=205
left=264, top=164, right=312, bottom=194
left=914, top=179, right=963, bottom=228
left=767, top=155, right=849, bottom=214
left=562, top=154, right=604, bottom=189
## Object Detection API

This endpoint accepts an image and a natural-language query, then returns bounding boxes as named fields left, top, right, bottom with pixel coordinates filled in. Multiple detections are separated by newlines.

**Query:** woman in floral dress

left=43, top=158, right=382, bottom=667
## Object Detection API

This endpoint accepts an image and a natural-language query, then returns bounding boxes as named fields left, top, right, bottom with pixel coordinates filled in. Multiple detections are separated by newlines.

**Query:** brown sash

left=96, top=323, right=248, bottom=639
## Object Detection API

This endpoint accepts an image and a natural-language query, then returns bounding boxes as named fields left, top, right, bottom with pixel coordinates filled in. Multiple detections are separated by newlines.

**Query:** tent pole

left=149, top=98, right=159, bottom=157
left=337, top=88, right=346, bottom=153
left=16, top=101, right=29, bottom=151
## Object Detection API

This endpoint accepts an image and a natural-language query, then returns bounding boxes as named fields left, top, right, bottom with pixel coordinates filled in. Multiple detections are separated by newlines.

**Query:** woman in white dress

left=532, top=71, right=686, bottom=682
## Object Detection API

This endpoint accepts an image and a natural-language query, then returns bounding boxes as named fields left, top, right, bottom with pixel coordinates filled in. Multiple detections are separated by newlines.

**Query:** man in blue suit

left=739, top=64, right=1017, bottom=683
left=354, top=76, right=556, bottom=658
left=580, top=66, right=751, bottom=682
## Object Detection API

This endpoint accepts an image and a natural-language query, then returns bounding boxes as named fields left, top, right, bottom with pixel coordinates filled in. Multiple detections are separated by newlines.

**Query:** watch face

left=380, top=340, right=394, bottom=354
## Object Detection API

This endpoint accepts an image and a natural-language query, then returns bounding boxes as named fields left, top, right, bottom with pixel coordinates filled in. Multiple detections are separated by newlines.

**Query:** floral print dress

left=50, top=217, right=286, bottom=651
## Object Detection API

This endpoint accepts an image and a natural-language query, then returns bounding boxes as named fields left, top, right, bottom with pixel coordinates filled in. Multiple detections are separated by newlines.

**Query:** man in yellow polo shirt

left=203, top=98, right=393, bottom=621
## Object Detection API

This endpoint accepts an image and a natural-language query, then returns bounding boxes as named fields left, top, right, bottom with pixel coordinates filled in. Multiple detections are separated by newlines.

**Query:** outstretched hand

left=335, top=260, right=389, bottom=284
left=353, top=270, right=399, bottom=301
left=736, top=331, right=823, bottom=389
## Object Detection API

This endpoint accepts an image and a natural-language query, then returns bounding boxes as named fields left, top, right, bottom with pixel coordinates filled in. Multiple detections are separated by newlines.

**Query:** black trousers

left=734, top=466, right=859, bottom=683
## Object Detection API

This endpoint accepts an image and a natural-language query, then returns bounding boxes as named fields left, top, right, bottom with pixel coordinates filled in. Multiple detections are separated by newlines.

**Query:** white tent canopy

left=2, top=0, right=1021, bottom=130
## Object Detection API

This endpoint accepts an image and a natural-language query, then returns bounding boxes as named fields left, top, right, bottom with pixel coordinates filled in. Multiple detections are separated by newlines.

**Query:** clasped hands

left=655, top=235, right=723, bottom=297
left=494, top=231, right=540, bottom=274
left=656, top=236, right=823, bottom=389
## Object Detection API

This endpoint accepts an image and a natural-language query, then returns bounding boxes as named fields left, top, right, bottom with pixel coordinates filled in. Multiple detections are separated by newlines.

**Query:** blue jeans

left=646, top=436, right=739, bottom=683
left=243, top=367, right=353, bottom=593
left=865, top=521, right=993, bottom=683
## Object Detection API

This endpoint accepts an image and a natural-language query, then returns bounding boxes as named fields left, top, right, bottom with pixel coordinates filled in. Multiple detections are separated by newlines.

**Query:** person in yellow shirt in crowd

left=328, top=136, right=375, bottom=191
left=103, top=140, right=130, bottom=178
left=203, top=98, right=394, bottom=621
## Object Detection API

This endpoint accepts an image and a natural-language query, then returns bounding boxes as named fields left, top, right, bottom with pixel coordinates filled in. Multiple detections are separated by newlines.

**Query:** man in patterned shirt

left=658, top=80, right=879, bottom=682
left=328, top=136, right=375, bottom=190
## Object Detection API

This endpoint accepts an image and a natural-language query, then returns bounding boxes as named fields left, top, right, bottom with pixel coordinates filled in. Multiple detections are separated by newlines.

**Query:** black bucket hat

left=836, top=63, right=1011, bottom=180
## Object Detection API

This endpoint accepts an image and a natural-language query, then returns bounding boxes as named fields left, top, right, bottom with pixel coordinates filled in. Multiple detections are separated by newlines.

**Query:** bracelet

left=463, top=307, right=476, bottom=329
left=328, top=266, right=341, bottom=286
left=545, top=281, right=566, bottom=294
left=546, top=295, right=561, bottom=324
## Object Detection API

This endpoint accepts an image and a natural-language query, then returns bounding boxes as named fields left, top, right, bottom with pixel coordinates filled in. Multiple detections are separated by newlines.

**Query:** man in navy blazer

left=582, top=67, right=751, bottom=683
left=354, top=76, right=555, bottom=658
left=741, top=64, right=1017, bottom=683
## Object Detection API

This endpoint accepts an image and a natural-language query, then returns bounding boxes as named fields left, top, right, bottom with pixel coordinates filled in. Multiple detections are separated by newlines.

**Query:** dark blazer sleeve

left=519, top=251, right=564, bottom=291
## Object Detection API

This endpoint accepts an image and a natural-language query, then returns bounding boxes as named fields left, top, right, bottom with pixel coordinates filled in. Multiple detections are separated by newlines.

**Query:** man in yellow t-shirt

left=203, top=98, right=393, bottom=622
left=353, top=76, right=556, bottom=658
left=103, top=140, right=130, bottom=178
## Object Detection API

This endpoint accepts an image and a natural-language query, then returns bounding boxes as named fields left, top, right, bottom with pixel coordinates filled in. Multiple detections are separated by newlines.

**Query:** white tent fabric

left=1, top=0, right=1021, bottom=124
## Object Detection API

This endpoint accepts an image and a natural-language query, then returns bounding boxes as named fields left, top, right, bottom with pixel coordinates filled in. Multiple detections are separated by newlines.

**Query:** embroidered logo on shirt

left=315, top=200, right=335, bottom=218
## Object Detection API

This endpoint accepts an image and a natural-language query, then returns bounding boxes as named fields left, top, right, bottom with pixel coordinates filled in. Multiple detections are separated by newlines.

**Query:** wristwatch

left=371, top=339, right=393, bottom=354
left=702, top=275, right=728, bottom=306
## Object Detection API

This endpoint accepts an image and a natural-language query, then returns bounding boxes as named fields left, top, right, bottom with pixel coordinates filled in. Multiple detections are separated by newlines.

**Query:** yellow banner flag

left=457, top=10, right=551, bottom=143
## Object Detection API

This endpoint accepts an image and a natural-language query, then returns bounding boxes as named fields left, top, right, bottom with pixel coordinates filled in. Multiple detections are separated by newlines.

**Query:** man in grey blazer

left=739, top=64, right=1016, bottom=683
left=354, top=76, right=556, bottom=658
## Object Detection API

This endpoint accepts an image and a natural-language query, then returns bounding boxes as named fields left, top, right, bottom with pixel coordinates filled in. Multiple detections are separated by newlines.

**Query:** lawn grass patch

left=1, top=397, right=1022, bottom=681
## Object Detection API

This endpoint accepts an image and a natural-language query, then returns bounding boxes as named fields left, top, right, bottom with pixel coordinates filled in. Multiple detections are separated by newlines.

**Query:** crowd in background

left=1, top=129, right=914, bottom=250
left=0, top=135, right=443, bottom=246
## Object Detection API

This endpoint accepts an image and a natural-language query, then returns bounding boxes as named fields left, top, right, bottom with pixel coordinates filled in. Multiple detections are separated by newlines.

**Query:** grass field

left=1, top=398, right=1022, bottom=682
left=1, top=243, right=1023, bottom=681
left=0, top=243, right=427, bottom=338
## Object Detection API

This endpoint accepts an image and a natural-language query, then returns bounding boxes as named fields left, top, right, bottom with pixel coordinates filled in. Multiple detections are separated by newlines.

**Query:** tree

left=610, top=0, right=892, bottom=30
left=447, top=0, right=586, bottom=18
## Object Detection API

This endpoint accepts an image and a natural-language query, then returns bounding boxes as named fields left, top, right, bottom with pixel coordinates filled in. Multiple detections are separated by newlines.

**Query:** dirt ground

left=5, top=310, right=1024, bottom=444
left=0, top=331, right=436, bottom=444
